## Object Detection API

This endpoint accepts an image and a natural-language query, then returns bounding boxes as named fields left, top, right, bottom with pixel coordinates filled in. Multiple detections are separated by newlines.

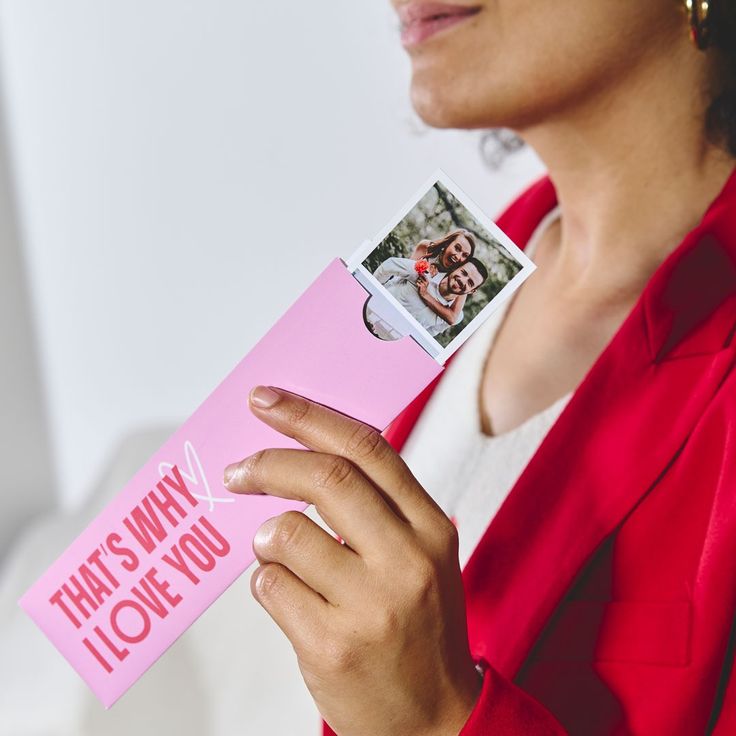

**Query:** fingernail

left=253, top=520, right=273, bottom=551
left=250, top=386, right=281, bottom=409
left=223, top=462, right=239, bottom=489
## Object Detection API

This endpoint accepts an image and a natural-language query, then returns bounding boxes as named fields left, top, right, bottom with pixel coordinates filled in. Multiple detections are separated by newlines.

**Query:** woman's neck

left=520, top=34, right=735, bottom=300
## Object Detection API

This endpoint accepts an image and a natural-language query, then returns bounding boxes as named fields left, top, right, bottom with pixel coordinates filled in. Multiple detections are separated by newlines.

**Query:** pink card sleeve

left=19, top=258, right=443, bottom=707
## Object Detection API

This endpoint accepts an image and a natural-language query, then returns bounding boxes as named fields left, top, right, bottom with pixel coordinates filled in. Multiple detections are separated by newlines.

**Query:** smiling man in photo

left=372, top=255, right=488, bottom=336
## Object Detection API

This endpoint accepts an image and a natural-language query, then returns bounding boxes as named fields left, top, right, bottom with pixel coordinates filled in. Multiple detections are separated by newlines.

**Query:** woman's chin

left=410, top=80, right=498, bottom=130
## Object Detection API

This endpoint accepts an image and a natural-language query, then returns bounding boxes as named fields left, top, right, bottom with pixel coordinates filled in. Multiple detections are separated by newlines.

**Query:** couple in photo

left=373, top=229, right=489, bottom=337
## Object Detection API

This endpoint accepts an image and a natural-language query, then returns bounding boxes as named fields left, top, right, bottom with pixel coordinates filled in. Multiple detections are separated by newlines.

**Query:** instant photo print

left=19, top=171, right=535, bottom=708
left=349, top=171, right=536, bottom=362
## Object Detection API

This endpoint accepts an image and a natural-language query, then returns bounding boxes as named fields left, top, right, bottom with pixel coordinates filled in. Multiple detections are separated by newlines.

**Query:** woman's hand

left=415, top=277, right=465, bottom=326
left=416, top=274, right=430, bottom=299
left=224, top=386, right=481, bottom=736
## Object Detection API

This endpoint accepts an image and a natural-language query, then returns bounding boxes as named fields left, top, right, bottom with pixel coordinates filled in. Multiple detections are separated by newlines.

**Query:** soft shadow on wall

left=0, top=68, right=56, bottom=559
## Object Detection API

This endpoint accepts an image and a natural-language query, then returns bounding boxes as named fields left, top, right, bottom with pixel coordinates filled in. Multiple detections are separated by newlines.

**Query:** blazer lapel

left=461, top=171, right=736, bottom=677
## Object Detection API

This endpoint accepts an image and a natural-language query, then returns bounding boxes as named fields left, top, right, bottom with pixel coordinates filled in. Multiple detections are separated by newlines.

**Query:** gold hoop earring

left=685, top=0, right=712, bottom=50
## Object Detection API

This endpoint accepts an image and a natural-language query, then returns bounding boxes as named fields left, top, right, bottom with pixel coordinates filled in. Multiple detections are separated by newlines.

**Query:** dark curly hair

left=707, top=1, right=736, bottom=156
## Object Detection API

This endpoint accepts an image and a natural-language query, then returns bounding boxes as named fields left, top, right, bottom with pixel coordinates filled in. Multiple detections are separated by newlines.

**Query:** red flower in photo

left=415, top=259, right=430, bottom=275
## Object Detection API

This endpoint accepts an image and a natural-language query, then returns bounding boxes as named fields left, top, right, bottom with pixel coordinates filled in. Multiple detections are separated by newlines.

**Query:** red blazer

left=324, top=171, right=736, bottom=735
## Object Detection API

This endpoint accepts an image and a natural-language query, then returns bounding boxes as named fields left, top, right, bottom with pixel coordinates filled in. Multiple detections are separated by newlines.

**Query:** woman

left=413, top=229, right=476, bottom=325
left=224, top=1, right=736, bottom=734
left=410, top=229, right=476, bottom=272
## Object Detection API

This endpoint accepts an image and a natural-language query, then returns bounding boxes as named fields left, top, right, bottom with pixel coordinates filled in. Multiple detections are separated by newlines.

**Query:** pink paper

left=19, top=259, right=442, bottom=707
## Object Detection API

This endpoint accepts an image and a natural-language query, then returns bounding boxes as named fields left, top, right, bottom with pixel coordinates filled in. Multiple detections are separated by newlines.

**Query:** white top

left=401, top=207, right=570, bottom=568
left=373, top=256, right=462, bottom=336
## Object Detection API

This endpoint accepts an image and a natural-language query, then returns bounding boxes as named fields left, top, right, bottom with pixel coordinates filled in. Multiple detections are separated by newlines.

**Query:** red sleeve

left=459, top=661, right=566, bottom=735
left=321, top=662, right=566, bottom=735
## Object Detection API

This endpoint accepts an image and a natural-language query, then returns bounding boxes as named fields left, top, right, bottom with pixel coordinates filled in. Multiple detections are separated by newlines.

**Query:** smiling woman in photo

left=411, top=229, right=477, bottom=325
left=224, top=1, right=736, bottom=734
left=411, top=229, right=476, bottom=272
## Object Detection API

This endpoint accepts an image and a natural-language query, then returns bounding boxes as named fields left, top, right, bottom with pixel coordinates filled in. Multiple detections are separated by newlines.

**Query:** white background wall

left=0, top=0, right=542, bottom=512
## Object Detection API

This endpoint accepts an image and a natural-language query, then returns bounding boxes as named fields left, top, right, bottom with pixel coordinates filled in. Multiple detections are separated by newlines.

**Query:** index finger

left=247, top=385, right=442, bottom=527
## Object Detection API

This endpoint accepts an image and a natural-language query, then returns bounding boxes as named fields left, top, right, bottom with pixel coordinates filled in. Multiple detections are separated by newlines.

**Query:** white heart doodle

left=158, top=440, right=235, bottom=513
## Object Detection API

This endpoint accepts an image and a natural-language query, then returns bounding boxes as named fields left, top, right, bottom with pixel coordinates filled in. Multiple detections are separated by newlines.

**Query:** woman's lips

left=398, top=2, right=481, bottom=48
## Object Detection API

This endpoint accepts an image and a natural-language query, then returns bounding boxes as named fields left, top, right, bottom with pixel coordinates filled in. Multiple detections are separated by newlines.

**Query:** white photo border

left=347, top=169, right=537, bottom=365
